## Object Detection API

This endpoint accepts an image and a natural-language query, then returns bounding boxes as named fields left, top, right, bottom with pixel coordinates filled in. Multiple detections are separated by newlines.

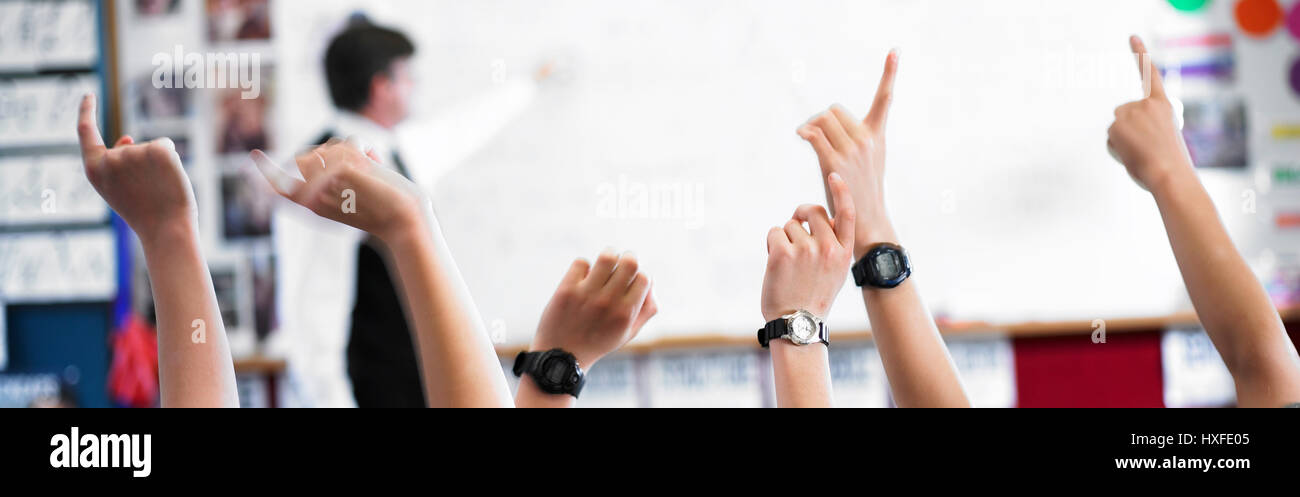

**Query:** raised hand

left=78, top=93, right=238, bottom=407
left=797, top=50, right=897, bottom=257
left=530, top=251, right=657, bottom=369
left=793, top=51, right=969, bottom=407
left=1107, top=36, right=1193, bottom=192
left=761, top=173, right=856, bottom=322
left=251, top=138, right=424, bottom=243
left=252, top=138, right=514, bottom=407
left=1105, top=37, right=1300, bottom=407
left=77, top=94, right=196, bottom=241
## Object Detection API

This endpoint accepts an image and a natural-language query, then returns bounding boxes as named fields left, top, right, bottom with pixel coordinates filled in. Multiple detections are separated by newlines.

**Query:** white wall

left=258, top=0, right=1296, bottom=344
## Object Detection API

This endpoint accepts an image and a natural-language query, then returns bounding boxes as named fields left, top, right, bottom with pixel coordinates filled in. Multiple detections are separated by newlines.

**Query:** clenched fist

left=530, top=251, right=658, bottom=368
left=1107, top=36, right=1194, bottom=192
left=761, top=173, right=856, bottom=322
left=77, top=94, right=196, bottom=242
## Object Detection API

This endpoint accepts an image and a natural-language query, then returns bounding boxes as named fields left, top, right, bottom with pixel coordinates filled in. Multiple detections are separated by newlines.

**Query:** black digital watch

left=512, top=348, right=586, bottom=397
left=852, top=243, right=912, bottom=288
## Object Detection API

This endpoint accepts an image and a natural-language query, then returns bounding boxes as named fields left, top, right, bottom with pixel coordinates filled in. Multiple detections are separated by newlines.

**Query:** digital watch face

left=542, top=356, right=573, bottom=385
left=790, top=314, right=816, bottom=343
left=874, top=251, right=901, bottom=279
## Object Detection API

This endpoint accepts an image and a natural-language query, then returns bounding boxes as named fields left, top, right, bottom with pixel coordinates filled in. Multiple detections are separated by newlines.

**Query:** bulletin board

left=111, top=0, right=278, bottom=358
left=0, top=0, right=114, bottom=407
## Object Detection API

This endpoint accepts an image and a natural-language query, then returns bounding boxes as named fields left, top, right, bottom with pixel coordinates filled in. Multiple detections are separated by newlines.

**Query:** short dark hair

left=323, top=21, right=414, bottom=111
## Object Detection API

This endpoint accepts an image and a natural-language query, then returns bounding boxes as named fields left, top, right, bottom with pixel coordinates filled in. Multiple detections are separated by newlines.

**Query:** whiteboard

left=267, top=0, right=1294, bottom=345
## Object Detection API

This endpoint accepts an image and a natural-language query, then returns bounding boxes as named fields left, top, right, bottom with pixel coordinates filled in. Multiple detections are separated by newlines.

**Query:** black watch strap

left=512, top=349, right=586, bottom=397
left=757, top=316, right=829, bottom=347
left=512, top=350, right=537, bottom=377
left=757, top=318, right=789, bottom=348
left=851, top=257, right=872, bottom=287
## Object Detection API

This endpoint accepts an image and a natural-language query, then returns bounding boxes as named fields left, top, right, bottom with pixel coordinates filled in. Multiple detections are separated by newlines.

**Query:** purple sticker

left=1292, top=57, right=1300, bottom=99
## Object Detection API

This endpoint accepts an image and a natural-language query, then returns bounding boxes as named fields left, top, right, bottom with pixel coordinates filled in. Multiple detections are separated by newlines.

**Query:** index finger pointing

left=864, top=49, right=899, bottom=130
left=1129, top=35, right=1165, bottom=100
left=77, top=94, right=105, bottom=161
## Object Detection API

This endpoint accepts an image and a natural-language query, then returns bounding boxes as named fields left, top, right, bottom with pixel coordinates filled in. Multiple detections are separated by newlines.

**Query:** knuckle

left=632, top=272, right=650, bottom=287
left=620, top=257, right=639, bottom=273
left=818, top=242, right=838, bottom=258
left=553, top=286, right=577, bottom=304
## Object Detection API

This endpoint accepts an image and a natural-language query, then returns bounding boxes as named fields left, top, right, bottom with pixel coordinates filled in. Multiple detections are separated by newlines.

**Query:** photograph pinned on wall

left=214, top=66, right=273, bottom=155
left=135, top=0, right=181, bottom=17
left=249, top=251, right=276, bottom=342
left=129, top=72, right=192, bottom=123
left=210, top=265, right=243, bottom=332
left=207, top=0, right=272, bottom=42
left=219, top=163, right=274, bottom=240
left=1181, top=96, right=1249, bottom=169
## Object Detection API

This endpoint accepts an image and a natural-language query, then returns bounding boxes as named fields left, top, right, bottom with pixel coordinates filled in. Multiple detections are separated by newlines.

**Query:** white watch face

left=790, top=315, right=816, bottom=343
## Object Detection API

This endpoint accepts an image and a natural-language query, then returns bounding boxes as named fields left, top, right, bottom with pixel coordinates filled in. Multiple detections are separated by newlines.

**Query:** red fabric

left=107, top=314, right=159, bottom=408
left=1013, top=331, right=1164, bottom=407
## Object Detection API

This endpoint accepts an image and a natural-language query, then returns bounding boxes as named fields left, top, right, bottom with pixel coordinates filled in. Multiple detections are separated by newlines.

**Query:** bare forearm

left=857, top=220, right=969, bottom=408
left=1150, top=167, right=1300, bottom=406
left=139, top=221, right=238, bottom=408
left=385, top=223, right=513, bottom=408
left=770, top=341, right=833, bottom=407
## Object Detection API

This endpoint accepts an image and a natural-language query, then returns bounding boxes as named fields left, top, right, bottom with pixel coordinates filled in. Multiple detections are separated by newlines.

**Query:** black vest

left=312, top=131, right=425, bottom=407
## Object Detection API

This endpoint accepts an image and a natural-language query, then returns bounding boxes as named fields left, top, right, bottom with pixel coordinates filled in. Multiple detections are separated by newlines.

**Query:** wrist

left=854, top=214, right=898, bottom=259
left=378, top=210, right=431, bottom=255
left=138, top=217, right=200, bottom=254
left=527, top=338, right=603, bottom=370
left=1146, top=159, right=1198, bottom=202
left=763, top=304, right=829, bottom=323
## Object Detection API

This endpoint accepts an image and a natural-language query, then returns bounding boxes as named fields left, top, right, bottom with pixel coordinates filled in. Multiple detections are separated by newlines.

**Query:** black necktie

left=391, top=150, right=410, bottom=180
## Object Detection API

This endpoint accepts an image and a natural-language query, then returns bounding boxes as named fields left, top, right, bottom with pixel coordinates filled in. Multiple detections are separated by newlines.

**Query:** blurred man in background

left=274, top=16, right=552, bottom=407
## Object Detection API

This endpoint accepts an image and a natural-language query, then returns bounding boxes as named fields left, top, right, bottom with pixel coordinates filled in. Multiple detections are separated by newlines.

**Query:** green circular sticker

left=1168, top=0, right=1210, bottom=12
